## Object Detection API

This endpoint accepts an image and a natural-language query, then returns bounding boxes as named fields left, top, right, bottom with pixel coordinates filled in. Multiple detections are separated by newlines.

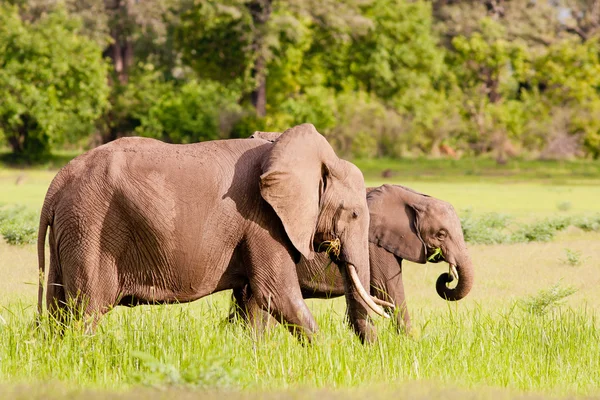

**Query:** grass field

left=1, top=158, right=600, bottom=399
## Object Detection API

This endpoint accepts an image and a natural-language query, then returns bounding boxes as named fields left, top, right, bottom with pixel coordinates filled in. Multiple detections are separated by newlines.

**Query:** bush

left=460, top=208, right=512, bottom=244
left=519, top=284, right=577, bottom=316
left=459, top=211, right=600, bottom=245
left=0, top=205, right=38, bottom=245
left=560, top=249, right=584, bottom=267
left=0, top=5, right=110, bottom=161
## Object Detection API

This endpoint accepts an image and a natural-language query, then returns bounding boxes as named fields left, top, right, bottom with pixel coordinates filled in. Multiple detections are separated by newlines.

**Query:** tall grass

left=0, top=296, right=598, bottom=395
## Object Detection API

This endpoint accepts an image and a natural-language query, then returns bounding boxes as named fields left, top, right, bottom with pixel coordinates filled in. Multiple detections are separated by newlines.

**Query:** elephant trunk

left=435, top=254, right=474, bottom=301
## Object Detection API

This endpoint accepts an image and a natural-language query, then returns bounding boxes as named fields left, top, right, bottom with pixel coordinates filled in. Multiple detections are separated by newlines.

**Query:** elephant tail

left=37, top=202, right=53, bottom=317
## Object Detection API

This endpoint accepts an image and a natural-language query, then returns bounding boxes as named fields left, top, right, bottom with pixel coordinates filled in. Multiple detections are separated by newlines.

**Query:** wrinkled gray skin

left=37, top=124, right=381, bottom=343
left=233, top=132, right=474, bottom=332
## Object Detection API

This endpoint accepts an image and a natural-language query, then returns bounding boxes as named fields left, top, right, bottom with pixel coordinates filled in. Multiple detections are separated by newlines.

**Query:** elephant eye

left=352, top=210, right=359, bottom=219
left=436, top=230, right=447, bottom=240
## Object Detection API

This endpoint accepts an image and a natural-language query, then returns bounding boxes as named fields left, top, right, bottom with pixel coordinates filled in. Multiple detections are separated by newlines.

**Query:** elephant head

left=259, top=124, right=388, bottom=332
left=367, top=184, right=474, bottom=301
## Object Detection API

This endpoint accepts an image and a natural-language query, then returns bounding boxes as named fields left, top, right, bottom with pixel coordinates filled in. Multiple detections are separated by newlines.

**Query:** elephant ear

left=260, top=124, right=338, bottom=259
left=250, top=131, right=282, bottom=142
left=367, top=184, right=427, bottom=263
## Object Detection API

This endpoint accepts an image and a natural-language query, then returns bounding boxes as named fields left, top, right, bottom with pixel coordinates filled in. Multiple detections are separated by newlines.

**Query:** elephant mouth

left=317, top=238, right=341, bottom=259
left=315, top=238, right=394, bottom=318
left=427, top=247, right=446, bottom=263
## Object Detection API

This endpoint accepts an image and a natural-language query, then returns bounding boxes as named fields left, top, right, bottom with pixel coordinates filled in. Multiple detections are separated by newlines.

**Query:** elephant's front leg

left=370, top=246, right=411, bottom=334
left=243, top=236, right=317, bottom=342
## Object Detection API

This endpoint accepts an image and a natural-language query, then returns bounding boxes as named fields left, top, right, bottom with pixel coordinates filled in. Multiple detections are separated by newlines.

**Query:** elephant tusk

left=372, top=296, right=395, bottom=309
left=450, top=264, right=459, bottom=282
left=347, top=264, right=390, bottom=319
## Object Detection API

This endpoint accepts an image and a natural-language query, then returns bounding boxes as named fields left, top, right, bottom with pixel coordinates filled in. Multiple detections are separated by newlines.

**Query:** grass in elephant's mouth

left=317, top=238, right=341, bottom=258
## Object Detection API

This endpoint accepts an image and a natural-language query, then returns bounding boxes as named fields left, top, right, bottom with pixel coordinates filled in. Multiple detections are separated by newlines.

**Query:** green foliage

left=459, top=211, right=600, bottom=245
left=176, top=1, right=254, bottom=86
left=560, top=249, right=584, bottom=267
left=0, top=4, right=110, bottom=161
left=459, top=208, right=512, bottom=245
left=135, top=79, right=242, bottom=143
left=0, top=205, right=37, bottom=245
left=519, top=284, right=578, bottom=316
left=3, top=0, right=600, bottom=160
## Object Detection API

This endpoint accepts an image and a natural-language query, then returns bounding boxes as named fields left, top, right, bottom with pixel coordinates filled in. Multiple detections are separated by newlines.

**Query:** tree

left=176, top=0, right=372, bottom=117
left=0, top=5, right=110, bottom=160
left=563, top=0, right=600, bottom=41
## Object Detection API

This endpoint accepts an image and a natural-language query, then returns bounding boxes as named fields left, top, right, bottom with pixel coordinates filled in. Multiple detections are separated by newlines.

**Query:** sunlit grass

left=0, top=297, right=599, bottom=396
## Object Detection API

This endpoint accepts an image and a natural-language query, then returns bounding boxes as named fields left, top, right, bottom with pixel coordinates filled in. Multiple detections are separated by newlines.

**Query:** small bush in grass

left=560, top=248, right=584, bottom=266
left=556, top=201, right=572, bottom=211
left=572, top=215, right=600, bottom=231
left=0, top=205, right=38, bottom=245
left=519, top=283, right=578, bottom=316
left=511, top=219, right=558, bottom=243
left=459, top=211, right=600, bottom=245
left=460, top=208, right=512, bottom=244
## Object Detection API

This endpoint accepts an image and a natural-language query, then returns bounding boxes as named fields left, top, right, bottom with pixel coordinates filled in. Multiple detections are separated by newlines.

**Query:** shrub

left=518, top=284, right=577, bottom=316
left=0, top=206, right=38, bottom=245
left=459, top=208, right=512, bottom=245
left=0, top=5, right=110, bottom=161
left=560, top=248, right=584, bottom=267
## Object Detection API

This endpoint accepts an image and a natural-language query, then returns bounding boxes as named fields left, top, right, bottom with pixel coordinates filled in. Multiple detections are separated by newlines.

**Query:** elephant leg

left=370, top=247, right=411, bottom=334
left=46, top=264, right=67, bottom=329
left=386, top=280, right=411, bottom=334
left=228, top=287, right=249, bottom=323
left=59, top=251, right=119, bottom=334
left=378, top=262, right=411, bottom=334
left=229, top=286, right=277, bottom=339
left=338, top=266, right=377, bottom=343
left=45, top=230, right=68, bottom=331
left=244, top=236, right=317, bottom=343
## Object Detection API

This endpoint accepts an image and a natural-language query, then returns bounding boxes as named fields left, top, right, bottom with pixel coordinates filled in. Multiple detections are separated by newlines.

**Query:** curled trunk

left=435, top=255, right=474, bottom=301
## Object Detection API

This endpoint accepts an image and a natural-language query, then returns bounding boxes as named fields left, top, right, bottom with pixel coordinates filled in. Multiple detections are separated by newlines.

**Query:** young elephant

left=37, top=123, right=390, bottom=343
left=230, top=184, right=474, bottom=333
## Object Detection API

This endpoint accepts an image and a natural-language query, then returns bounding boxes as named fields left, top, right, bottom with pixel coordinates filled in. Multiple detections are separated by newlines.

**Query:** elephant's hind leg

left=58, top=245, right=120, bottom=333
left=45, top=229, right=68, bottom=330
left=229, top=285, right=275, bottom=336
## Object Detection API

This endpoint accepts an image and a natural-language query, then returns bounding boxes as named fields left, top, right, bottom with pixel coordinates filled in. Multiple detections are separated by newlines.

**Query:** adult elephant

left=232, top=132, right=473, bottom=332
left=37, top=123, right=389, bottom=343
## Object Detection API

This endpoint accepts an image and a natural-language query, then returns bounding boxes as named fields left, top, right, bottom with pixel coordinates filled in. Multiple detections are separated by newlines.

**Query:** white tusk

left=450, top=264, right=459, bottom=282
left=372, top=296, right=395, bottom=309
left=347, top=264, right=390, bottom=319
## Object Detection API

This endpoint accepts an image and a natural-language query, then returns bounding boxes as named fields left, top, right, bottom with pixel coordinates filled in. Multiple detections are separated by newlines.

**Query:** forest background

left=2, top=0, right=600, bottom=163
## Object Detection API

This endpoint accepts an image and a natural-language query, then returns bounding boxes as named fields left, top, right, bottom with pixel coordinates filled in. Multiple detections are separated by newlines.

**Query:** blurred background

left=1, top=0, right=600, bottom=164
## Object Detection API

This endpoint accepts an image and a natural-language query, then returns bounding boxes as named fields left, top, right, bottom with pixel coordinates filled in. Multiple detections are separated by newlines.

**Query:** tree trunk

left=7, top=132, right=25, bottom=155
left=248, top=0, right=272, bottom=117
left=251, top=56, right=267, bottom=117
left=99, top=0, right=133, bottom=144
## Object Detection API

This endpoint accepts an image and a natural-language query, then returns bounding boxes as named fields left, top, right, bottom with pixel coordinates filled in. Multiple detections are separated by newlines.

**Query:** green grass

left=1, top=159, right=600, bottom=399
left=0, top=298, right=598, bottom=395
